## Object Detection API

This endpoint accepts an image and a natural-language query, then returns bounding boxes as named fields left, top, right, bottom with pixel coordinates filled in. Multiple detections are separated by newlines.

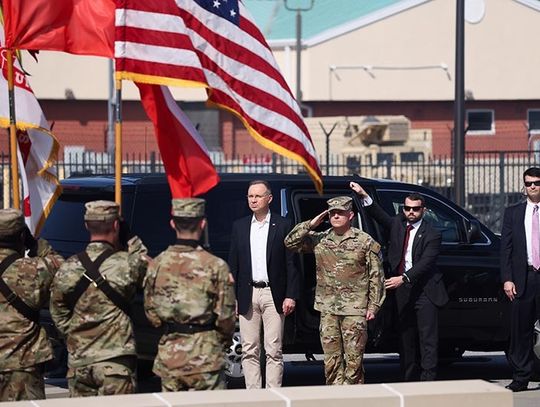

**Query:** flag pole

left=114, top=76, right=122, bottom=207
left=6, top=49, right=20, bottom=209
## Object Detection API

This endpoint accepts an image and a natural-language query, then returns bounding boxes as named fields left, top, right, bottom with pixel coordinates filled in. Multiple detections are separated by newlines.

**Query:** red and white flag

left=137, top=83, right=219, bottom=197
left=16, top=129, right=61, bottom=235
left=0, top=29, right=61, bottom=235
left=115, top=0, right=323, bottom=192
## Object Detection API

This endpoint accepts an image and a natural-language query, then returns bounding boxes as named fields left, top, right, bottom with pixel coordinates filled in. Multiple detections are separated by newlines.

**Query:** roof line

left=268, top=0, right=432, bottom=48
left=513, top=0, right=540, bottom=12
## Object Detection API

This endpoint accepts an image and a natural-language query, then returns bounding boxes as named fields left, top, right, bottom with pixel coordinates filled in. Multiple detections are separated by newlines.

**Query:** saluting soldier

left=50, top=200, right=149, bottom=397
left=0, top=208, right=63, bottom=401
left=285, top=196, right=385, bottom=385
left=144, top=198, right=235, bottom=391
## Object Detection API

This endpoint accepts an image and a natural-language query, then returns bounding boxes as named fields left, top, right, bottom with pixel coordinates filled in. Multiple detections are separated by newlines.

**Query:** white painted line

left=30, top=401, right=40, bottom=407
left=152, top=392, right=173, bottom=407
left=269, top=388, right=291, bottom=407
left=381, top=383, right=404, bottom=407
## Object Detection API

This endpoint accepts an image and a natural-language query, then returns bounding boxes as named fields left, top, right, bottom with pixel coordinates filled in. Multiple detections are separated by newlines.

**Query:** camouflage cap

left=0, top=208, right=25, bottom=236
left=172, top=198, right=205, bottom=218
left=84, top=200, right=120, bottom=222
left=327, top=196, right=353, bottom=211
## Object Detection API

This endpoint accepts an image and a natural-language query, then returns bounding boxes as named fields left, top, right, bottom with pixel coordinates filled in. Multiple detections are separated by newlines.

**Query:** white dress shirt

left=250, top=211, right=270, bottom=282
left=524, top=200, right=540, bottom=266
left=404, top=219, right=422, bottom=272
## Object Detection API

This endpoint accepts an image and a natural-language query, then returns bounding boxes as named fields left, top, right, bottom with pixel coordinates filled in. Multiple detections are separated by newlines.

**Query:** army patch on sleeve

left=370, top=241, right=381, bottom=254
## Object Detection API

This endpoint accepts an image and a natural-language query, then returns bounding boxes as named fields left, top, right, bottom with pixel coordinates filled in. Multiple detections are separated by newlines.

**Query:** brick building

left=4, top=0, right=540, bottom=161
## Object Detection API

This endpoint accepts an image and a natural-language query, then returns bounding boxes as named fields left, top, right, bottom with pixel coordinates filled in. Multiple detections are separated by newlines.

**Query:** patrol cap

left=0, top=208, right=25, bottom=236
left=172, top=198, right=205, bottom=218
left=327, top=196, right=353, bottom=211
left=84, top=200, right=120, bottom=222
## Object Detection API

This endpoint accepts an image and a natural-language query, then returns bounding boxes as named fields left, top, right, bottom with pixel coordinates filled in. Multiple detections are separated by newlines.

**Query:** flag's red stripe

left=117, top=1, right=178, bottom=14
left=116, top=58, right=206, bottom=82
left=116, top=26, right=194, bottom=49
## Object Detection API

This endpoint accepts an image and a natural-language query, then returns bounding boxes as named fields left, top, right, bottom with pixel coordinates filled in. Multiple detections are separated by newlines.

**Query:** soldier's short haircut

left=173, top=216, right=204, bottom=233
left=523, top=167, right=540, bottom=181
left=405, top=193, right=425, bottom=207
left=85, top=220, right=116, bottom=235
left=248, top=180, right=272, bottom=195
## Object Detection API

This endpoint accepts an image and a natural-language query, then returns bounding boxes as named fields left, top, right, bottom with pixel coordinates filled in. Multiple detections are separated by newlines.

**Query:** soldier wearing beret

left=144, top=198, right=235, bottom=391
left=285, top=196, right=385, bottom=385
left=50, top=200, right=149, bottom=397
left=0, top=208, right=63, bottom=401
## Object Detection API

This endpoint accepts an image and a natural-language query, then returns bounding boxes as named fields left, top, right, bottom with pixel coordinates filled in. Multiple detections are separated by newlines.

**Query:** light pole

left=284, top=0, right=314, bottom=105
left=454, top=0, right=465, bottom=207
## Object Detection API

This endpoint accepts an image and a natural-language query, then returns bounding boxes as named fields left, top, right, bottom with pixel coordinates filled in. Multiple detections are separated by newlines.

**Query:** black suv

left=41, top=173, right=510, bottom=373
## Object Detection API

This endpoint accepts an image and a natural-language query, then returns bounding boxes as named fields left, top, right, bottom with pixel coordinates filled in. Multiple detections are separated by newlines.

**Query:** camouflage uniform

left=144, top=198, right=235, bottom=391
left=50, top=201, right=149, bottom=397
left=285, top=196, right=385, bottom=385
left=0, top=209, right=63, bottom=401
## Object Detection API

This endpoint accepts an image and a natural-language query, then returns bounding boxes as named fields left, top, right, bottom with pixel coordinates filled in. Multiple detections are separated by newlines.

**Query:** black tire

left=438, top=345, right=465, bottom=366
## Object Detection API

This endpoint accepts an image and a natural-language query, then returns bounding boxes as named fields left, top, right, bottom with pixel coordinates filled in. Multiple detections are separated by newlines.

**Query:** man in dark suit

left=351, top=182, right=448, bottom=381
left=501, top=167, right=540, bottom=392
left=228, top=180, right=298, bottom=389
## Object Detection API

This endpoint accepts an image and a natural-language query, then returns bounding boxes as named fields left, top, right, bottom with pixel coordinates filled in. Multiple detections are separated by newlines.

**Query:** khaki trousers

left=239, top=287, right=284, bottom=389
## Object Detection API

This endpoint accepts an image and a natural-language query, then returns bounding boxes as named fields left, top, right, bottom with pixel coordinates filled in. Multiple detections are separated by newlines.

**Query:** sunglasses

left=403, top=205, right=423, bottom=212
left=524, top=181, right=540, bottom=187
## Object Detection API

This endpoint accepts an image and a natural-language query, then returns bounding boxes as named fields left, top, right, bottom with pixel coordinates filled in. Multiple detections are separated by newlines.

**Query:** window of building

left=466, top=110, right=494, bottom=134
left=377, top=152, right=394, bottom=165
left=528, top=109, right=540, bottom=133
left=400, top=152, right=425, bottom=163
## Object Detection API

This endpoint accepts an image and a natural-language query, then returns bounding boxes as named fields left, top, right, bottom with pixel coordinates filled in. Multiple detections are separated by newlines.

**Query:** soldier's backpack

left=0, top=253, right=40, bottom=324
left=65, top=249, right=131, bottom=316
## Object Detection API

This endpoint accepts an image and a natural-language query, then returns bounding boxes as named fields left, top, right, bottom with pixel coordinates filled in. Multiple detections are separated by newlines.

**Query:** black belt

left=165, top=322, right=215, bottom=334
left=251, top=281, right=269, bottom=288
left=527, top=266, right=540, bottom=272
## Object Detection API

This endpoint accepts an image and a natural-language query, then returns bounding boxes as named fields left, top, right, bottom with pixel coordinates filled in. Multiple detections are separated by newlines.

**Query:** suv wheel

left=533, top=320, right=540, bottom=380
left=225, top=330, right=243, bottom=378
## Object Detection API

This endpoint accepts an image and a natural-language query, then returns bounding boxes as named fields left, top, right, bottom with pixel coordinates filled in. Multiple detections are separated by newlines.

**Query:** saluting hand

left=309, top=210, right=328, bottom=230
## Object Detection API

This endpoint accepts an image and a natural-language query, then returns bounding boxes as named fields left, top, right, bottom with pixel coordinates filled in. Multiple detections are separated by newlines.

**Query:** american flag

left=115, top=0, right=322, bottom=191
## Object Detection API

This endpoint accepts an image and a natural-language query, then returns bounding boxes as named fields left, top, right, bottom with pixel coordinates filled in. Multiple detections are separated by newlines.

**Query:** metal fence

left=1, top=150, right=539, bottom=233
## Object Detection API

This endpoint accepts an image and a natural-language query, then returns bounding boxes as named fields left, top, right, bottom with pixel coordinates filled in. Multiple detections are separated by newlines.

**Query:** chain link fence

left=1, top=150, right=539, bottom=233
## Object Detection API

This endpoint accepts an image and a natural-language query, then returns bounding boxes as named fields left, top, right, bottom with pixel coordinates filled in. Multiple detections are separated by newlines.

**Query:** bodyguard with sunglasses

left=501, top=167, right=540, bottom=392
left=351, top=182, right=448, bottom=381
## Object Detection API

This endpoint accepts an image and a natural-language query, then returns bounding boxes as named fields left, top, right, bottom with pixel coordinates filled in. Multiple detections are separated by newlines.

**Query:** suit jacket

left=500, top=202, right=529, bottom=296
left=228, top=212, right=299, bottom=315
left=364, top=201, right=448, bottom=308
